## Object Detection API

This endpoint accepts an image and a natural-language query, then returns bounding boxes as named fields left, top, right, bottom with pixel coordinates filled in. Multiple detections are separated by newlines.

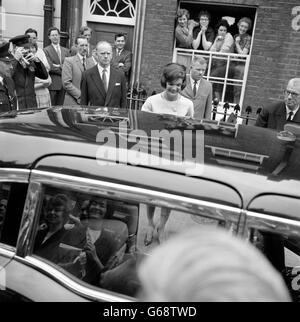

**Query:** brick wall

left=245, top=0, right=300, bottom=111
left=140, top=0, right=300, bottom=113
left=140, top=0, right=178, bottom=93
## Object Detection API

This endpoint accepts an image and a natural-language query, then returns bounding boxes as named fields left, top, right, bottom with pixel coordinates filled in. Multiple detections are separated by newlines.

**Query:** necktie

left=287, top=111, right=294, bottom=121
left=102, top=68, right=108, bottom=92
left=193, top=81, right=197, bottom=97
left=82, top=57, right=86, bottom=71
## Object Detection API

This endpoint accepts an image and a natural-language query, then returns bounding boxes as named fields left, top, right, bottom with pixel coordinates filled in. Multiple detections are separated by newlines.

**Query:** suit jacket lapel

left=197, top=79, right=205, bottom=98
left=86, top=57, right=95, bottom=69
left=276, top=103, right=287, bottom=130
left=293, top=108, right=300, bottom=123
left=105, top=68, right=116, bottom=105
left=75, top=55, right=84, bottom=73
left=50, top=45, right=60, bottom=64
left=60, top=46, right=66, bottom=63
left=185, top=77, right=194, bottom=98
left=90, top=66, right=106, bottom=98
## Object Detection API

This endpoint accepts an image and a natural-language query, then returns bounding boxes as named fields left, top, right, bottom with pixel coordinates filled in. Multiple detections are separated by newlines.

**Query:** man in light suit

left=80, top=41, right=127, bottom=108
left=44, top=27, right=70, bottom=106
left=62, top=36, right=95, bottom=105
left=255, top=78, right=300, bottom=131
left=111, top=33, right=132, bottom=85
left=181, top=56, right=212, bottom=120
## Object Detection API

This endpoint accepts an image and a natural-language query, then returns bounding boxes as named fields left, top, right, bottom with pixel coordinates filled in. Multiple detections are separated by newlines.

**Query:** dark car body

left=0, top=106, right=300, bottom=301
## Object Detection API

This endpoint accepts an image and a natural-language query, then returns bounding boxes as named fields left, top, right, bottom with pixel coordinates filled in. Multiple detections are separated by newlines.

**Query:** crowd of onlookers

left=0, top=25, right=132, bottom=112
left=175, top=9, right=252, bottom=54
left=175, top=9, right=252, bottom=101
left=0, top=9, right=299, bottom=131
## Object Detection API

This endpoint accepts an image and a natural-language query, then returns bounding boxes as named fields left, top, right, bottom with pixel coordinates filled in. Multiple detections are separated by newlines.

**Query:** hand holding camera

left=15, top=47, right=39, bottom=66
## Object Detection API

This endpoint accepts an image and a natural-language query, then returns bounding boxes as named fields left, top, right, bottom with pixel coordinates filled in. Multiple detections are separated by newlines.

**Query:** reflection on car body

left=0, top=106, right=300, bottom=301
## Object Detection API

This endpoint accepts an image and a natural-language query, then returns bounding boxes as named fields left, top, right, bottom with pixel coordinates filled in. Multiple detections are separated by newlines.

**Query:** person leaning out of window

left=175, top=9, right=199, bottom=49
left=210, top=19, right=234, bottom=53
left=233, top=17, right=252, bottom=102
left=234, top=17, right=252, bottom=55
left=192, top=10, right=215, bottom=51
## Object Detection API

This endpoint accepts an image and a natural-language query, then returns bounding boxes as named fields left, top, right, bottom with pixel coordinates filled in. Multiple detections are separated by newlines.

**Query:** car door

left=10, top=154, right=243, bottom=302
left=245, top=194, right=300, bottom=302
left=0, top=168, right=29, bottom=300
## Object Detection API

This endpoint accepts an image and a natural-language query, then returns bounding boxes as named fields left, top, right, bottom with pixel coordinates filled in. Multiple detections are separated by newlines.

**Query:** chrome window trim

left=15, top=255, right=133, bottom=302
left=16, top=182, right=44, bottom=257
left=0, top=246, right=15, bottom=258
left=245, top=211, right=300, bottom=238
left=0, top=168, right=30, bottom=182
left=30, top=170, right=241, bottom=218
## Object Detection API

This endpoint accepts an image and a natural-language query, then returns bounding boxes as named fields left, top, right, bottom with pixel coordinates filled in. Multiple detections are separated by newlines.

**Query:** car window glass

left=247, top=227, right=300, bottom=302
left=31, top=185, right=240, bottom=299
left=0, top=183, right=28, bottom=247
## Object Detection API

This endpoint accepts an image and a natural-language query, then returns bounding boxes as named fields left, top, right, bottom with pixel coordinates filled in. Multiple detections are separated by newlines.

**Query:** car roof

left=1, top=106, right=300, bottom=204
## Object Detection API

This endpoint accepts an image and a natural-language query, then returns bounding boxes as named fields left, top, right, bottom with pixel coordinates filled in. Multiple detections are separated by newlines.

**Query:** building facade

left=1, top=0, right=300, bottom=113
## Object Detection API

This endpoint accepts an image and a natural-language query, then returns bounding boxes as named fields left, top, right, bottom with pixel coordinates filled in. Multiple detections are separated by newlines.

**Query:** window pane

left=248, top=229, right=300, bottom=302
left=31, top=185, right=239, bottom=299
left=32, top=186, right=140, bottom=298
left=0, top=183, right=27, bottom=247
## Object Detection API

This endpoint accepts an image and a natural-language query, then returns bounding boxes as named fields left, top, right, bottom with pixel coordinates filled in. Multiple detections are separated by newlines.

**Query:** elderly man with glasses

left=255, top=78, right=300, bottom=130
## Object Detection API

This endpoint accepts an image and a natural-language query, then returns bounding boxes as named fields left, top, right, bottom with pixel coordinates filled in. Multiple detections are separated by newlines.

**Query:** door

left=88, top=22, right=134, bottom=51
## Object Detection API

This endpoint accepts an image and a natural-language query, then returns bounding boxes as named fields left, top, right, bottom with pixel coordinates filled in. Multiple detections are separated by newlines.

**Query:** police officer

left=9, top=35, right=48, bottom=109
left=0, top=41, right=16, bottom=112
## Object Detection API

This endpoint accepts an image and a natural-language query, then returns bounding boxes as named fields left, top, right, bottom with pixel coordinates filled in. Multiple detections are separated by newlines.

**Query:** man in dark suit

left=80, top=41, right=127, bottom=108
left=44, top=27, right=70, bottom=106
left=111, top=33, right=132, bottom=85
left=181, top=56, right=212, bottom=119
left=255, top=78, right=300, bottom=130
left=9, top=35, right=48, bottom=110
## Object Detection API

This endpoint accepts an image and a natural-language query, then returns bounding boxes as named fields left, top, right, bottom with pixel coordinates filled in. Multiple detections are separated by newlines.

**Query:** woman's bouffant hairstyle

left=160, top=63, right=187, bottom=90
left=238, top=17, right=252, bottom=31
left=216, top=19, right=230, bottom=32
left=176, top=8, right=190, bottom=21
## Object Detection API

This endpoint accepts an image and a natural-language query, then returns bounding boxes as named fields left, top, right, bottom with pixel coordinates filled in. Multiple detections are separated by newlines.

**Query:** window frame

left=0, top=168, right=30, bottom=252
left=15, top=169, right=243, bottom=301
left=173, top=1, right=258, bottom=112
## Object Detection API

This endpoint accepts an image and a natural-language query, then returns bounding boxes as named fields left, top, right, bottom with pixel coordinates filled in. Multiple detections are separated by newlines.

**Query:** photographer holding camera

left=9, top=35, right=48, bottom=109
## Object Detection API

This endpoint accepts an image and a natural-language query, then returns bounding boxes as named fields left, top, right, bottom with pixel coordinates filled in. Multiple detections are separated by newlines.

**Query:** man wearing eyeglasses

left=255, top=78, right=300, bottom=130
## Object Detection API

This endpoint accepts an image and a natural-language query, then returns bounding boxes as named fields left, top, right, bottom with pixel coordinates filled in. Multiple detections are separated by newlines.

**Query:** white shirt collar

left=97, top=64, right=110, bottom=81
left=190, top=75, right=201, bottom=88
left=98, top=64, right=110, bottom=73
left=286, top=105, right=300, bottom=119
left=52, top=43, right=60, bottom=50
left=77, top=53, right=86, bottom=61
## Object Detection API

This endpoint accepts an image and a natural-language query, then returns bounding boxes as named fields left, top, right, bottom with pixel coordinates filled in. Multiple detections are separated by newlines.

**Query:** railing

left=127, top=87, right=260, bottom=126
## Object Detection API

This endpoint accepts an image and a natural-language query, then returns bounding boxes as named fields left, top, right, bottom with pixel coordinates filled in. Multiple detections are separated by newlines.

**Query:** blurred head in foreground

left=138, top=227, right=291, bottom=302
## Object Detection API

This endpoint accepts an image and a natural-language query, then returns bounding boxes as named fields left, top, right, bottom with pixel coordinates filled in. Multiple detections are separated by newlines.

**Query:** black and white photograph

left=0, top=0, right=300, bottom=305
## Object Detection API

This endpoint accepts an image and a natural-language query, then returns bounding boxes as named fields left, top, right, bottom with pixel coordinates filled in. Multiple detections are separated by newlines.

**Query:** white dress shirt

left=97, top=64, right=110, bottom=84
left=190, top=76, right=201, bottom=93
